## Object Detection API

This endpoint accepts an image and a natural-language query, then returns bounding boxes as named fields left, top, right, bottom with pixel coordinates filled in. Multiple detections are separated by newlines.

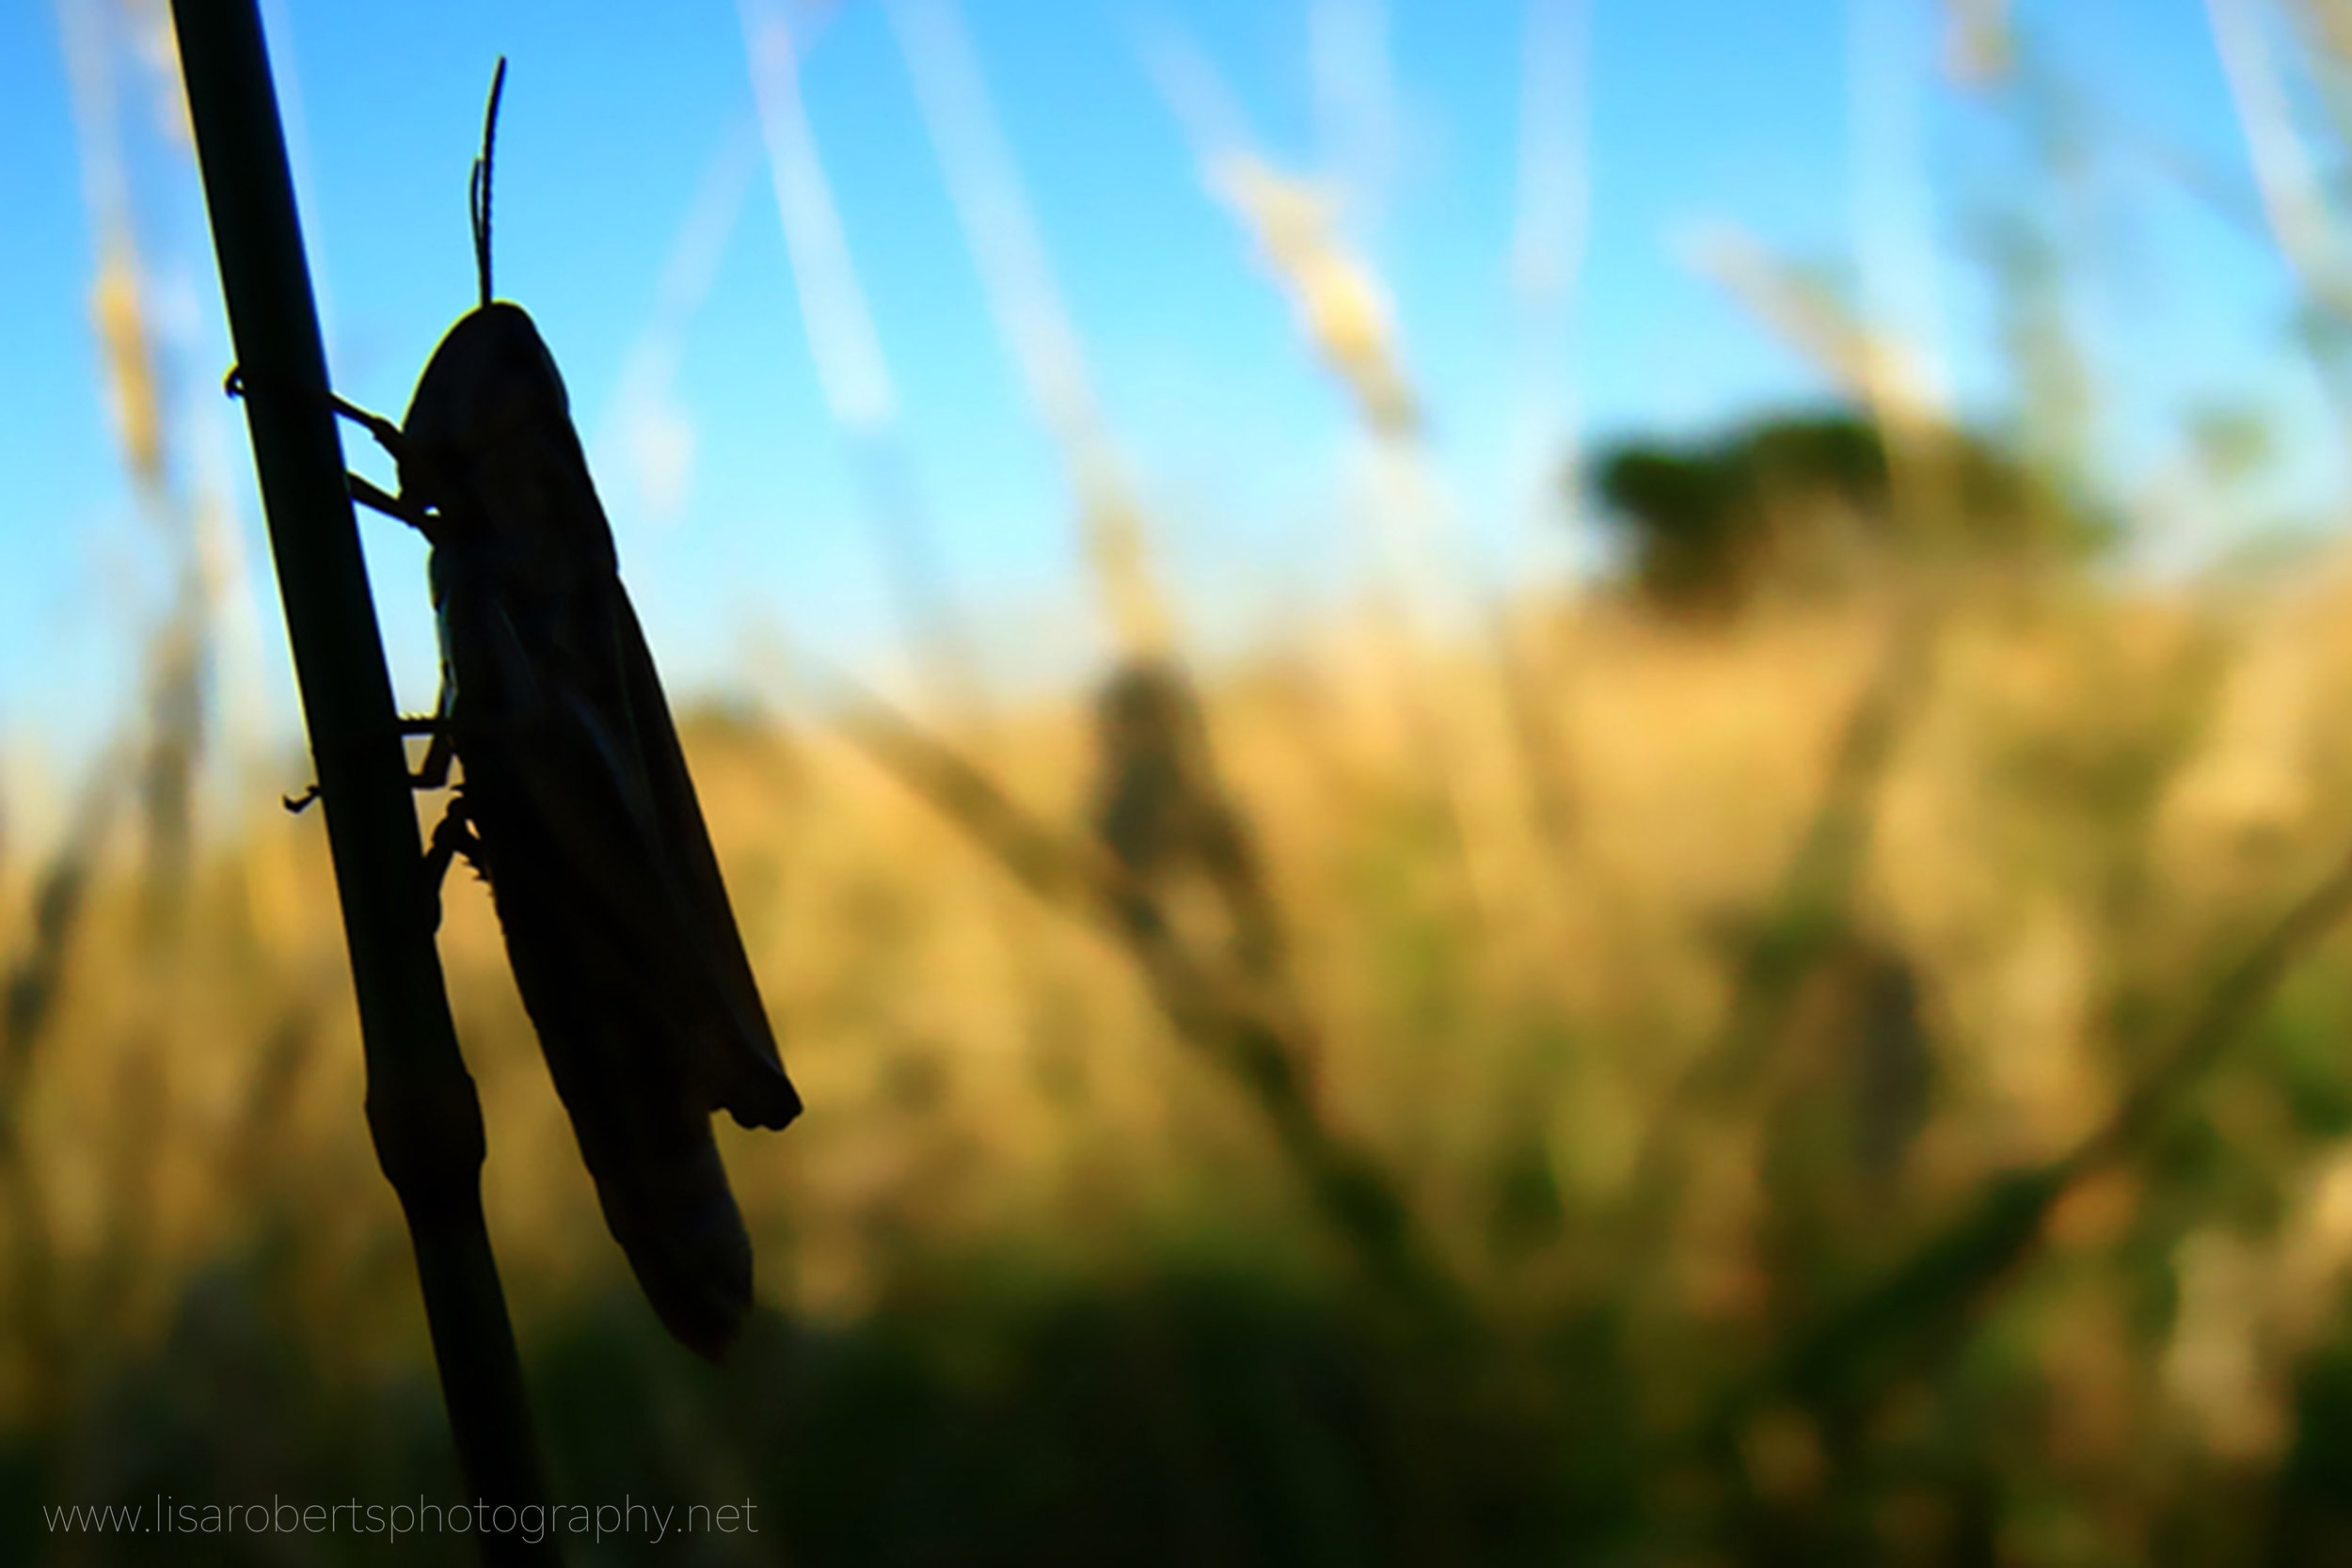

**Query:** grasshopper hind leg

left=421, top=795, right=487, bottom=935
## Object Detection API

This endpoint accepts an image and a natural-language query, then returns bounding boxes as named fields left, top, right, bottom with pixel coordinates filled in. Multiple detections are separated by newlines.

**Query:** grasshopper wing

left=433, top=538, right=797, bottom=1359
left=604, top=585, right=800, bottom=1132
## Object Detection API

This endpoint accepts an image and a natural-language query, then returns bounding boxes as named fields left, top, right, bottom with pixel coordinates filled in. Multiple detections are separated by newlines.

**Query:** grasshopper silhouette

left=253, top=61, right=799, bottom=1360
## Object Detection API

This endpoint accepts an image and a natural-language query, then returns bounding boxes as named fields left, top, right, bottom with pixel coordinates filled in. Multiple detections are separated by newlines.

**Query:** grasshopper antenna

left=469, top=57, right=508, bottom=309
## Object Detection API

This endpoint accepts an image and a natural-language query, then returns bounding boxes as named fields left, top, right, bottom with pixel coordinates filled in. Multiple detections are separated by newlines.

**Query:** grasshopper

left=245, top=61, right=800, bottom=1361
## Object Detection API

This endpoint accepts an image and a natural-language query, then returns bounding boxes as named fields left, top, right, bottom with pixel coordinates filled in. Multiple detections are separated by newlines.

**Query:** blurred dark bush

left=1590, top=408, right=2115, bottom=614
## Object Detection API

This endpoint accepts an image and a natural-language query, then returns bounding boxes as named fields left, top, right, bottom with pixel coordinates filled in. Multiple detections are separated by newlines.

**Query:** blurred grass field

left=17, top=564, right=2352, bottom=1563
left=26, top=0, right=2352, bottom=1562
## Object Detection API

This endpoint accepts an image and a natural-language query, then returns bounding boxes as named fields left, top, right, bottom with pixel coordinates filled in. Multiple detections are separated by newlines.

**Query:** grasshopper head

left=400, top=302, right=617, bottom=570
left=403, top=301, right=570, bottom=451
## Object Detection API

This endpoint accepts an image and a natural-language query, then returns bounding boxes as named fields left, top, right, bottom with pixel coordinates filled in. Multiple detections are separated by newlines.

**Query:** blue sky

left=0, top=0, right=2332, bottom=794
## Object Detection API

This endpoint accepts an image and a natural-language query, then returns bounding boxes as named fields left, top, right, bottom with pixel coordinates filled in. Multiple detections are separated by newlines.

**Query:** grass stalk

left=836, top=689, right=1459, bottom=1322
left=166, top=3, right=555, bottom=1557
left=1616, top=595, right=1935, bottom=1274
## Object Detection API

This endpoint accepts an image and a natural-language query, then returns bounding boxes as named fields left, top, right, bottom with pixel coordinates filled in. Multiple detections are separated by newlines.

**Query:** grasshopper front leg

left=225, top=365, right=409, bottom=458
left=226, top=366, right=439, bottom=539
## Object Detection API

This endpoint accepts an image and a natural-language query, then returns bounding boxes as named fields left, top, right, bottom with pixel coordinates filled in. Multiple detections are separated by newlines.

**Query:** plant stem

left=167, top=3, right=556, bottom=1559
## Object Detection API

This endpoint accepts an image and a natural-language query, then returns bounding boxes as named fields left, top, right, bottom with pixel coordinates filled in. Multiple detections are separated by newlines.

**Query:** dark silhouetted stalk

left=1617, top=594, right=1937, bottom=1275
left=842, top=676, right=1474, bottom=1561
left=167, top=3, right=555, bottom=1559
left=1090, top=657, right=1292, bottom=1006
left=839, top=689, right=1459, bottom=1324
